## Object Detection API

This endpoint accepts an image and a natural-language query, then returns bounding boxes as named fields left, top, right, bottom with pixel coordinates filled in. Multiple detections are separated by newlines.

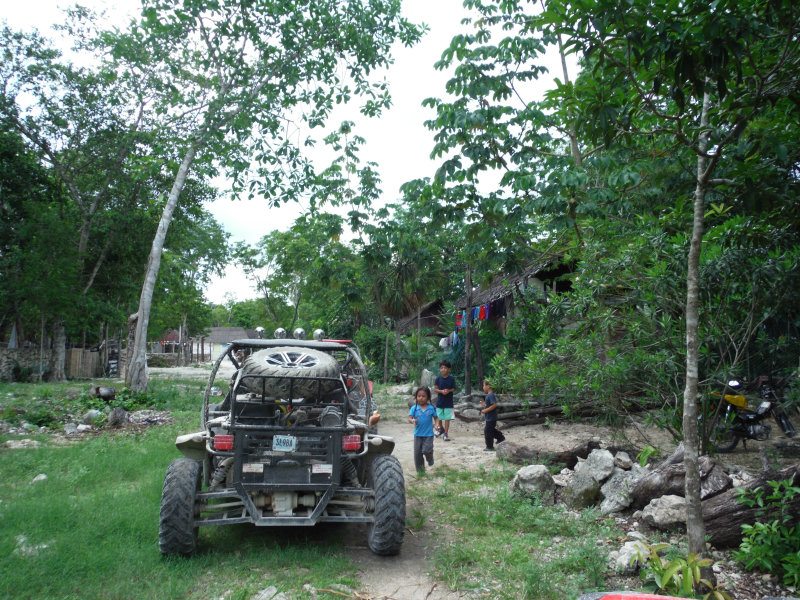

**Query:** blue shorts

left=436, top=408, right=454, bottom=421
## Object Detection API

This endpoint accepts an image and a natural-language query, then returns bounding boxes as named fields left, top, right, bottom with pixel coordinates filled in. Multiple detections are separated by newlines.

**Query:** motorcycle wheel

left=774, top=411, right=797, bottom=438
left=710, top=422, right=739, bottom=453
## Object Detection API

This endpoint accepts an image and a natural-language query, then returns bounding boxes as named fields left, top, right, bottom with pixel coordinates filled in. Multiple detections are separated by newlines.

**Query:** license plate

left=272, top=434, right=297, bottom=452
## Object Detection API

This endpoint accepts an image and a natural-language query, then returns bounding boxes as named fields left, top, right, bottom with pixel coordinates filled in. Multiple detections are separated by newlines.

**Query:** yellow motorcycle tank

left=723, top=393, right=748, bottom=409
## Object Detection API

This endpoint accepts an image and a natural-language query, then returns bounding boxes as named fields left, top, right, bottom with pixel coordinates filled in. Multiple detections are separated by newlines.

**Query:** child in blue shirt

left=408, top=386, right=436, bottom=473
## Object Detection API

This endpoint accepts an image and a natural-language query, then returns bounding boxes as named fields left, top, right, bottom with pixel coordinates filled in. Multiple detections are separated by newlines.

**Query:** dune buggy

left=158, top=338, right=406, bottom=556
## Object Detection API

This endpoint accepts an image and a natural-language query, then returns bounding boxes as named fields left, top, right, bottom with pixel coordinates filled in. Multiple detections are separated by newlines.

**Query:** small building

left=395, top=299, right=446, bottom=336
left=455, top=257, right=573, bottom=334
left=195, top=327, right=256, bottom=360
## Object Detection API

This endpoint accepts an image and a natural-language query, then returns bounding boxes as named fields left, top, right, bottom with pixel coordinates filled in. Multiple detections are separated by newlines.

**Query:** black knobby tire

left=159, top=458, right=201, bottom=555
left=367, top=454, right=406, bottom=556
left=710, top=421, right=739, bottom=453
left=240, top=347, right=340, bottom=398
left=777, top=413, right=797, bottom=438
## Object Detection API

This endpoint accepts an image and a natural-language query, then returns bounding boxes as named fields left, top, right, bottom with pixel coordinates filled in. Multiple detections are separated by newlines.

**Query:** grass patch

left=411, top=464, right=619, bottom=599
left=0, top=379, right=206, bottom=430
left=0, top=380, right=361, bottom=599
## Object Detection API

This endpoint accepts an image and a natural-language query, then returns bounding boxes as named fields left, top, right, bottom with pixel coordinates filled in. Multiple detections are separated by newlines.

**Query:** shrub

left=634, top=542, right=731, bottom=599
left=734, top=478, right=800, bottom=587
left=354, top=325, right=395, bottom=381
left=146, top=354, right=173, bottom=367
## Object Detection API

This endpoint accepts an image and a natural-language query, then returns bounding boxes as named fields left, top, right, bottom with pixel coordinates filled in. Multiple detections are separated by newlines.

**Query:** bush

left=734, top=478, right=800, bottom=587
left=634, top=541, right=731, bottom=599
left=354, top=325, right=395, bottom=381
left=147, top=354, right=174, bottom=367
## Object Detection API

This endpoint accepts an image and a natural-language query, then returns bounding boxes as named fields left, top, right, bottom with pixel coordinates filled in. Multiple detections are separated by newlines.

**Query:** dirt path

left=353, top=417, right=497, bottom=600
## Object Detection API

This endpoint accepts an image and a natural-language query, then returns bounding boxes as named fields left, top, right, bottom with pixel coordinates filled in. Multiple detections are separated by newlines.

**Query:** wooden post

left=464, top=267, right=472, bottom=396
left=472, top=327, right=484, bottom=386
left=39, top=314, right=45, bottom=382
left=383, top=326, right=390, bottom=384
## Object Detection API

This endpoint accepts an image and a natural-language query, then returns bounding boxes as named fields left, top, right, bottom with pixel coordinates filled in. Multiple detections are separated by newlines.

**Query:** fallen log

left=500, top=417, right=548, bottom=429
left=458, top=402, right=593, bottom=420
left=496, top=438, right=601, bottom=468
left=630, top=444, right=732, bottom=508
left=703, top=464, right=800, bottom=549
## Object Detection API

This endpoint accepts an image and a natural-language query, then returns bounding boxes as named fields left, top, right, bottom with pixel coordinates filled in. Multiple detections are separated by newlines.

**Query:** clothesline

left=454, top=296, right=507, bottom=329
left=440, top=297, right=509, bottom=350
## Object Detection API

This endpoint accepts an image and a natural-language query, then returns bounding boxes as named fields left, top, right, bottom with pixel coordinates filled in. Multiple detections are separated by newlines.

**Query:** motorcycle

left=709, top=378, right=797, bottom=453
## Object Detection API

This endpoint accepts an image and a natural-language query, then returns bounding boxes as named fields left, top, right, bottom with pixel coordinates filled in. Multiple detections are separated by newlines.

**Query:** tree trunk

left=682, top=89, right=712, bottom=559
left=127, top=141, right=198, bottom=391
left=123, top=311, right=137, bottom=380
left=557, top=34, right=584, bottom=245
left=383, top=327, right=390, bottom=384
left=49, top=320, right=66, bottom=381
left=38, top=314, right=46, bottom=382
left=177, top=314, right=187, bottom=367
left=394, top=330, right=401, bottom=381
left=288, top=288, right=302, bottom=332
left=417, top=304, right=421, bottom=348
left=464, top=266, right=472, bottom=395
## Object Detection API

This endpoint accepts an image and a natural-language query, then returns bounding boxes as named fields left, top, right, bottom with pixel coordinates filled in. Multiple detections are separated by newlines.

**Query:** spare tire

left=239, top=347, right=340, bottom=399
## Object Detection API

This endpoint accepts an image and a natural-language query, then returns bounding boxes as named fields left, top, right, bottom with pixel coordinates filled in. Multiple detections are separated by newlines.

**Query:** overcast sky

left=3, top=1, right=571, bottom=306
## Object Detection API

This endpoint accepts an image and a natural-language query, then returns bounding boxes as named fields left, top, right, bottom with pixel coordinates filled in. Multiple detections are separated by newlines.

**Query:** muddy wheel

left=159, top=458, right=201, bottom=555
left=367, top=454, right=406, bottom=556
left=710, top=421, right=739, bottom=453
left=239, top=347, right=340, bottom=399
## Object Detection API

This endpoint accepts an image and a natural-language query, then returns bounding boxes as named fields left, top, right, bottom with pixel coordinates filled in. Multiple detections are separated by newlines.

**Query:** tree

left=149, top=196, right=229, bottom=360
left=112, top=0, right=423, bottom=390
left=544, top=0, right=800, bottom=563
left=0, top=117, right=70, bottom=365
left=427, top=0, right=800, bottom=566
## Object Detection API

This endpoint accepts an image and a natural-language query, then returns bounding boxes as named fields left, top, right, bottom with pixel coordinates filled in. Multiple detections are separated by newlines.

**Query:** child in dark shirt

left=433, top=360, right=456, bottom=441
left=479, top=379, right=506, bottom=451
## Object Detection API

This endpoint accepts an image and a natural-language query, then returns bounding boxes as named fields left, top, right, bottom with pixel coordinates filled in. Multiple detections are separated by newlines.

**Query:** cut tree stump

left=703, top=464, right=800, bottom=548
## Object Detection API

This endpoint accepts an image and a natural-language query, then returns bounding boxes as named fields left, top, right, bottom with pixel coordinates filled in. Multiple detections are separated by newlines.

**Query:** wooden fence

left=65, top=348, right=103, bottom=379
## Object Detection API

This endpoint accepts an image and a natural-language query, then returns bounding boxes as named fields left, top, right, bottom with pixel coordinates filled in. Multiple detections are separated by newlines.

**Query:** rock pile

left=510, top=448, right=650, bottom=515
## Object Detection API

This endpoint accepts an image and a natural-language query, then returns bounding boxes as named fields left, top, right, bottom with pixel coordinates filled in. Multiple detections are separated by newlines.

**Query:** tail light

left=342, top=434, right=361, bottom=452
left=213, top=434, right=234, bottom=451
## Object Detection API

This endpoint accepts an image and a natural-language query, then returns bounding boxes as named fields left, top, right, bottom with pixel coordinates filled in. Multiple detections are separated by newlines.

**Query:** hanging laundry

left=478, top=304, right=487, bottom=320
left=455, top=312, right=463, bottom=328
left=471, top=306, right=479, bottom=322
left=450, top=331, right=459, bottom=347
